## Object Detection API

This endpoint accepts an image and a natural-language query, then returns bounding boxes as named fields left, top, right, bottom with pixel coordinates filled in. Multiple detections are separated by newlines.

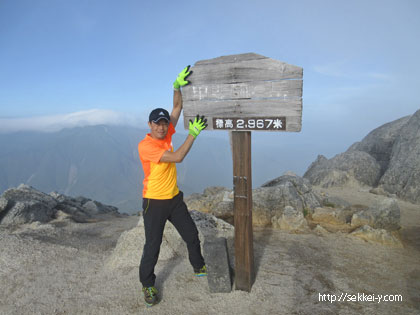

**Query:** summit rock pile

left=0, top=184, right=120, bottom=225
left=304, top=109, right=420, bottom=204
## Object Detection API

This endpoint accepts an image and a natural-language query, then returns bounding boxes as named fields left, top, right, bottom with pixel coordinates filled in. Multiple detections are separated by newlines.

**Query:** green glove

left=189, top=115, right=208, bottom=138
left=173, top=65, right=192, bottom=90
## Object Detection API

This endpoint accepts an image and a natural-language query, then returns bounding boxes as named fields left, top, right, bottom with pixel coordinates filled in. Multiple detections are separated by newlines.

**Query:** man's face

left=148, top=120, right=169, bottom=140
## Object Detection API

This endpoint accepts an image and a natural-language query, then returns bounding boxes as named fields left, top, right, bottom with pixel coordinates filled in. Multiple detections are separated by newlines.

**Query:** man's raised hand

left=189, top=115, right=208, bottom=139
left=173, top=65, right=192, bottom=90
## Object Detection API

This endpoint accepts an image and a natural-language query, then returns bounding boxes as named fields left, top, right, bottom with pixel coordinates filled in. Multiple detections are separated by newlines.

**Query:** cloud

left=0, top=109, right=140, bottom=133
left=313, top=62, right=392, bottom=82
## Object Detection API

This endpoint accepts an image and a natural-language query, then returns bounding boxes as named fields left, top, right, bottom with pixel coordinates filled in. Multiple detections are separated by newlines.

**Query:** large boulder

left=311, top=207, right=349, bottom=226
left=253, top=174, right=321, bottom=226
left=350, top=225, right=402, bottom=247
left=185, top=174, right=322, bottom=228
left=1, top=185, right=57, bottom=225
left=271, top=206, right=308, bottom=232
left=378, top=110, right=420, bottom=203
left=349, top=115, right=411, bottom=175
left=351, top=198, right=401, bottom=231
left=304, top=109, right=420, bottom=204
left=105, top=210, right=234, bottom=270
left=0, top=197, right=9, bottom=215
left=185, top=187, right=233, bottom=222
left=303, top=151, right=381, bottom=188
left=0, top=184, right=120, bottom=225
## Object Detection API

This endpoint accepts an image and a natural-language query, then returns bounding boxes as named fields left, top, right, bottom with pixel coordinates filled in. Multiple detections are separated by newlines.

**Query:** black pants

left=139, top=191, right=205, bottom=287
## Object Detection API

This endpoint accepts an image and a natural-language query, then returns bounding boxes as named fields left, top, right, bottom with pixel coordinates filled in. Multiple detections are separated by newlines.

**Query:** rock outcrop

left=304, top=109, right=420, bottom=204
left=105, top=210, right=234, bottom=270
left=186, top=175, right=403, bottom=246
left=0, top=184, right=120, bottom=225
left=271, top=205, right=309, bottom=232
left=351, top=198, right=401, bottom=231
left=185, top=174, right=322, bottom=228
left=378, top=110, right=420, bottom=203
left=350, top=225, right=402, bottom=247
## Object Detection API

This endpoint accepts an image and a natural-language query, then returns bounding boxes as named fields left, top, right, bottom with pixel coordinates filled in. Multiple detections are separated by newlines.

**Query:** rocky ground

left=0, top=185, right=419, bottom=315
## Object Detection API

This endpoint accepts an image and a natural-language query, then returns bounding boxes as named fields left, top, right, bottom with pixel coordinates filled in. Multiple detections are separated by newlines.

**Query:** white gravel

left=1, top=206, right=419, bottom=315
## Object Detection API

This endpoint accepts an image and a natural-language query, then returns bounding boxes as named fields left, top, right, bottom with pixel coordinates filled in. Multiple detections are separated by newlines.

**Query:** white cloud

left=0, top=109, right=140, bottom=133
left=313, top=62, right=392, bottom=82
left=313, top=61, right=349, bottom=78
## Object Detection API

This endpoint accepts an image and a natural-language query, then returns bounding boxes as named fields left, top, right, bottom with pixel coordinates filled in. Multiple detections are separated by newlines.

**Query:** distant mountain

left=0, top=122, right=326, bottom=214
left=0, top=125, right=232, bottom=213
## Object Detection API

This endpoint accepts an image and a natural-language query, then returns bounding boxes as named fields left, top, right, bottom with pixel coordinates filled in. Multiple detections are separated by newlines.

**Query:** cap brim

left=151, top=117, right=170, bottom=123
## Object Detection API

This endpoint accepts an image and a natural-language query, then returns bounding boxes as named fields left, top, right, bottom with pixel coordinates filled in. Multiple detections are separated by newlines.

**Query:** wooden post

left=182, top=53, right=303, bottom=293
left=232, top=131, right=254, bottom=291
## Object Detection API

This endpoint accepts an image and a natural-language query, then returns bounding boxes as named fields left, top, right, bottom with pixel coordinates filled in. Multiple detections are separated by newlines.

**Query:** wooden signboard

left=182, top=53, right=303, bottom=292
left=182, top=53, right=302, bottom=132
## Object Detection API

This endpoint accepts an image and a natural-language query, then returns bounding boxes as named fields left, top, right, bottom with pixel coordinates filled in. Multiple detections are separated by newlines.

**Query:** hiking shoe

left=194, top=265, right=208, bottom=277
left=142, top=286, right=159, bottom=307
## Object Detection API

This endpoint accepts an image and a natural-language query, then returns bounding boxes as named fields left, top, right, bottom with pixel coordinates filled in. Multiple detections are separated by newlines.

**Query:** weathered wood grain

left=182, top=80, right=302, bottom=101
left=195, top=53, right=267, bottom=65
left=187, top=58, right=302, bottom=85
left=182, top=53, right=303, bottom=133
left=183, top=99, right=302, bottom=117
left=232, top=131, right=254, bottom=292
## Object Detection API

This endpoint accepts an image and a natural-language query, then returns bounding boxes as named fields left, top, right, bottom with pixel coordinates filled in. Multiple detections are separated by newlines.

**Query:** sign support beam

left=182, top=53, right=303, bottom=292
left=232, top=131, right=254, bottom=292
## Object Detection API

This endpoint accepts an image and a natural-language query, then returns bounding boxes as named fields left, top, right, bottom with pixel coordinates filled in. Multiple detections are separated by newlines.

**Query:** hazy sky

left=1, top=0, right=419, bottom=175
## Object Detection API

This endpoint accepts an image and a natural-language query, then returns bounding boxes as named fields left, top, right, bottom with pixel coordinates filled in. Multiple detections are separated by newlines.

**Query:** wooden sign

left=182, top=53, right=303, bottom=132
left=182, top=53, right=303, bottom=292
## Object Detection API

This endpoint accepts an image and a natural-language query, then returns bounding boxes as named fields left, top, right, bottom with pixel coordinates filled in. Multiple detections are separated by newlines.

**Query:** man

left=137, top=66, right=208, bottom=307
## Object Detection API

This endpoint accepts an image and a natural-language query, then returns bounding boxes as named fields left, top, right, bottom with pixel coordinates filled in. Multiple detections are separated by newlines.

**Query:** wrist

left=173, top=80, right=180, bottom=90
left=188, top=130, right=198, bottom=139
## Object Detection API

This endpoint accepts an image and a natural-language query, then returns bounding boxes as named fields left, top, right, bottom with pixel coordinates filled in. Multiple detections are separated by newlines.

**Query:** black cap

left=149, top=108, right=170, bottom=123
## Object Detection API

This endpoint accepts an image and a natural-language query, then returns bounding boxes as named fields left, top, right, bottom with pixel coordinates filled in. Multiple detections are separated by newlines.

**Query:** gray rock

left=1, top=201, right=55, bottom=225
left=254, top=175, right=321, bottom=226
left=203, top=237, right=232, bottom=293
left=3, top=184, right=58, bottom=209
left=82, top=200, right=118, bottom=215
left=189, top=210, right=234, bottom=239
left=304, top=151, right=381, bottom=187
left=105, top=211, right=234, bottom=270
left=185, top=187, right=234, bottom=221
left=350, top=225, right=402, bottom=247
left=1, top=185, right=121, bottom=225
left=271, top=206, right=308, bottom=232
left=313, top=224, right=329, bottom=235
left=50, top=192, right=93, bottom=222
left=379, top=110, right=420, bottom=204
left=321, top=195, right=351, bottom=209
left=351, top=198, right=401, bottom=231
left=369, top=187, right=389, bottom=197
left=304, top=110, right=420, bottom=205
left=186, top=175, right=321, bottom=228
left=0, top=197, right=8, bottom=214
left=1, top=185, right=58, bottom=225
left=312, top=207, right=348, bottom=225
left=350, top=115, right=411, bottom=175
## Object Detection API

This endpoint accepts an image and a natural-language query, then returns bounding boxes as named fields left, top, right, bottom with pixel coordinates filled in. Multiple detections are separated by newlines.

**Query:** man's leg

left=168, top=192, right=205, bottom=270
left=139, top=198, right=169, bottom=287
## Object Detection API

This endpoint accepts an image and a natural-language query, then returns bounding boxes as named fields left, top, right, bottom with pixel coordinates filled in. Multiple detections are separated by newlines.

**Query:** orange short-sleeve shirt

left=138, top=123, right=179, bottom=199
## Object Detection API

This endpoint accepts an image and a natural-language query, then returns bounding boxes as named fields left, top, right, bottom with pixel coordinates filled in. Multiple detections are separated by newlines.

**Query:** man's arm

left=160, top=115, right=207, bottom=163
left=160, top=134, right=195, bottom=163
left=170, top=89, right=182, bottom=128
left=171, top=65, right=192, bottom=128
